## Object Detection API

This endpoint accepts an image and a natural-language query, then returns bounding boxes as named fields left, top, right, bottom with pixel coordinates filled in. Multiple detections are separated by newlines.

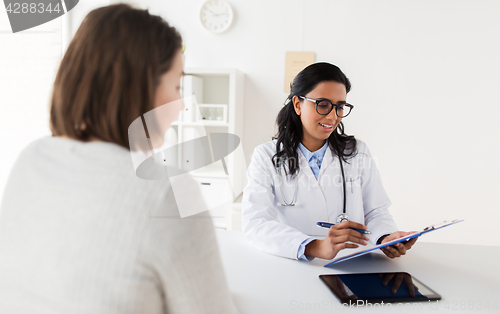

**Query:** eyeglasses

left=299, top=96, right=354, bottom=118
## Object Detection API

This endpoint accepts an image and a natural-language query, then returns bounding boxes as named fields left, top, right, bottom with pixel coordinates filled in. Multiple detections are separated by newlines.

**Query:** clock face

left=200, top=0, right=234, bottom=33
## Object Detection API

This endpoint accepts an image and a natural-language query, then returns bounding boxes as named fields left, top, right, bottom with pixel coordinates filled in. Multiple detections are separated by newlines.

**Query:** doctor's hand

left=380, top=231, right=418, bottom=259
left=304, top=221, right=369, bottom=260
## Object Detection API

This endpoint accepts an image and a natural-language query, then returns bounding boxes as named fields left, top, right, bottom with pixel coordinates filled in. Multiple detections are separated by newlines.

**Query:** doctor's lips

left=319, top=122, right=334, bottom=131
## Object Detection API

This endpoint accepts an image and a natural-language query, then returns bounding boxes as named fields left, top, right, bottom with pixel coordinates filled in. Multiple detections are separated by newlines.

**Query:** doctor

left=242, top=62, right=417, bottom=261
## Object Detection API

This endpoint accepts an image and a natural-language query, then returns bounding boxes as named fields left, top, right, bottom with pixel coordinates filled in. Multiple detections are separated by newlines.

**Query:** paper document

left=284, top=51, right=315, bottom=93
left=324, top=219, right=464, bottom=267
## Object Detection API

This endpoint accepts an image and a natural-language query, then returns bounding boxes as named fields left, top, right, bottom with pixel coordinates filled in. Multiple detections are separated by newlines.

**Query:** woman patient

left=0, top=4, right=237, bottom=314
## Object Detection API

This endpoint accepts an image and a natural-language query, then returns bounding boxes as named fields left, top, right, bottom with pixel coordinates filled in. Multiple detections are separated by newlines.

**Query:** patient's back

left=0, top=136, right=237, bottom=314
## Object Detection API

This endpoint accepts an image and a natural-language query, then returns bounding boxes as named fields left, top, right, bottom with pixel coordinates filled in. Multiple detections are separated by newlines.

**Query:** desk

left=215, top=230, right=500, bottom=313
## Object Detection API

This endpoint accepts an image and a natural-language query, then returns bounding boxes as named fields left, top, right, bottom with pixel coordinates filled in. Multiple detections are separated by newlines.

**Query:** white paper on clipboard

left=324, top=219, right=464, bottom=267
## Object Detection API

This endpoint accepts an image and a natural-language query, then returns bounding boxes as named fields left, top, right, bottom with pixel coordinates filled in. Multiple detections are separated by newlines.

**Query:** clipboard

left=324, top=219, right=464, bottom=267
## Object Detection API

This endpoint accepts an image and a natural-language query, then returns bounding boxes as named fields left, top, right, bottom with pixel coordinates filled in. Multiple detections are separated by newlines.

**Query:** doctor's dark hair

left=273, top=62, right=357, bottom=177
left=50, top=4, right=182, bottom=149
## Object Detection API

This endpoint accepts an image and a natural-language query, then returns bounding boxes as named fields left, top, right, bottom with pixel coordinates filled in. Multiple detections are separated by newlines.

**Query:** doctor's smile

left=319, top=123, right=334, bottom=131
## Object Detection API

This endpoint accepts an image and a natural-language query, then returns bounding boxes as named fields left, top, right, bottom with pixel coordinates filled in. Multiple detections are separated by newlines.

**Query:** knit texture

left=0, top=137, right=238, bottom=314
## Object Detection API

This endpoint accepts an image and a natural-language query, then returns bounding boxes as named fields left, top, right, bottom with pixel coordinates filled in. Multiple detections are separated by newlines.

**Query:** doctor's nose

left=326, top=109, right=341, bottom=123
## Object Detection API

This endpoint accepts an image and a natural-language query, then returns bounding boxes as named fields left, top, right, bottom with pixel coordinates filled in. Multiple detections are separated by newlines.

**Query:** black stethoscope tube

left=339, top=158, right=347, bottom=215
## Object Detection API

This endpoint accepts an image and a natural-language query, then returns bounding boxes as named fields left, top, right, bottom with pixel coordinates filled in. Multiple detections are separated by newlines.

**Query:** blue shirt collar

left=298, top=141, right=328, bottom=162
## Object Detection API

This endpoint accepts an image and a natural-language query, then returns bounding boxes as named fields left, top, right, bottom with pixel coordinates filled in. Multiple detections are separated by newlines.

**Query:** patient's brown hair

left=50, top=4, right=182, bottom=149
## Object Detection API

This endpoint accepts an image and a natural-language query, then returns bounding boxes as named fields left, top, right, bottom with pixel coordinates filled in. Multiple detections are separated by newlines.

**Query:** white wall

left=0, top=12, right=61, bottom=204
left=0, top=0, right=110, bottom=209
left=119, top=0, right=500, bottom=246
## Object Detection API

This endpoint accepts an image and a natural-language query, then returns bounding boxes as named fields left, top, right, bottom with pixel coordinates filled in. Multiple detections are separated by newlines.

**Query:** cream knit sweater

left=0, top=137, right=238, bottom=314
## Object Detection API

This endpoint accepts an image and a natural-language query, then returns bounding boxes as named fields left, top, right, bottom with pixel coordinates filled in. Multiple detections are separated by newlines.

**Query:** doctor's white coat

left=242, top=140, right=398, bottom=260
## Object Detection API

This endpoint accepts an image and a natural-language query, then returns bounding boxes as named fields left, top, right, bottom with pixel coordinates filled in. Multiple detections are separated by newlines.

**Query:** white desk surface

left=215, top=229, right=500, bottom=313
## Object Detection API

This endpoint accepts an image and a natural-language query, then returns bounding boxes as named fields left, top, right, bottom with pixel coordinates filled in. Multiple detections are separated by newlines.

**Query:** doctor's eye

left=317, top=100, right=333, bottom=114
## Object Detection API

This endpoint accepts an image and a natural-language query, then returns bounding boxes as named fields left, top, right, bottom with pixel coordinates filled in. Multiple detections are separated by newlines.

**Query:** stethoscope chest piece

left=336, top=213, right=349, bottom=224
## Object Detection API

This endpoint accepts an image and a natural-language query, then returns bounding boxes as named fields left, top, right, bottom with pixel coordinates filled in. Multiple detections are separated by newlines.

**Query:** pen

left=317, top=222, right=371, bottom=234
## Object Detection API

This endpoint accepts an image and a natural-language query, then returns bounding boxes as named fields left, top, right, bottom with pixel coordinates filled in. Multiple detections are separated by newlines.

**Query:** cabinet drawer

left=193, top=177, right=233, bottom=216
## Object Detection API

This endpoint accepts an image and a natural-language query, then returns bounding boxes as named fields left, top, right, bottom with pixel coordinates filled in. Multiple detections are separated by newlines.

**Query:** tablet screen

left=320, top=272, right=441, bottom=304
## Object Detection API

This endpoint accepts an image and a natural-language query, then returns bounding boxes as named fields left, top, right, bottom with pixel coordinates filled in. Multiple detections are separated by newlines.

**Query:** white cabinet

left=173, top=68, right=246, bottom=229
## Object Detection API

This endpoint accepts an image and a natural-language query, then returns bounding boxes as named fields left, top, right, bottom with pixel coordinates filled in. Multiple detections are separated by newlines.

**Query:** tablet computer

left=320, top=272, right=441, bottom=304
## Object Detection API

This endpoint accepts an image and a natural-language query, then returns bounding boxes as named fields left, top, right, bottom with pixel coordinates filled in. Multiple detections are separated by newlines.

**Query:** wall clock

left=200, top=0, right=234, bottom=33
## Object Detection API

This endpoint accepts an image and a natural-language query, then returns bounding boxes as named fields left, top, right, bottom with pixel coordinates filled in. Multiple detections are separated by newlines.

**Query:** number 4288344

left=6, top=2, right=61, bottom=14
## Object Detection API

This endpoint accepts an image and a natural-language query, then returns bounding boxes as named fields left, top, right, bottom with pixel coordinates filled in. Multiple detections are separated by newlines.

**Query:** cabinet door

left=193, top=177, right=232, bottom=228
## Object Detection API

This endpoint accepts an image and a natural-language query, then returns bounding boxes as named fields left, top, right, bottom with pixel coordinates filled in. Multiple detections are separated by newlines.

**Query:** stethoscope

left=276, top=156, right=350, bottom=223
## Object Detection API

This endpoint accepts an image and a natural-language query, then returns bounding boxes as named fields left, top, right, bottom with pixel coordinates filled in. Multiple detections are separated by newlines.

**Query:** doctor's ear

left=292, top=95, right=301, bottom=115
